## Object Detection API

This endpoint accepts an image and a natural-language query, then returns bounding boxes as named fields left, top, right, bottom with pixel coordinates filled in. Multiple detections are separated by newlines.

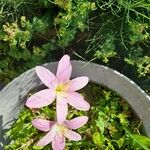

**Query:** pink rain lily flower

left=32, top=116, right=88, bottom=150
left=26, top=55, right=90, bottom=123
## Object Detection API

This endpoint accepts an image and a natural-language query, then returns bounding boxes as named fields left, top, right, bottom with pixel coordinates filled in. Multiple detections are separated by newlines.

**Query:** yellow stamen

left=55, top=82, right=70, bottom=92
left=54, top=124, right=68, bottom=136
left=55, top=82, right=70, bottom=97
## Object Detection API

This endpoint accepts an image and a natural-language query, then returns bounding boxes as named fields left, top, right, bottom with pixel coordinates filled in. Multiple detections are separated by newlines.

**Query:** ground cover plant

left=0, top=0, right=95, bottom=83
left=4, top=83, right=150, bottom=150
left=87, top=0, right=150, bottom=77
left=3, top=55, right=150, bottom=150
left=0, top=0, right=149, bottom=94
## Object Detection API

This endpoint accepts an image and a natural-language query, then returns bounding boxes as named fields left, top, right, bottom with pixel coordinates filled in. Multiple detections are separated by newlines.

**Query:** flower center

left=55, top=84, right=66, bottom=92
left=54, top=124, right=68, bottom=136
left=55, top=82, right=70, bottom=97
left=55, top=82, right=70, bottom=92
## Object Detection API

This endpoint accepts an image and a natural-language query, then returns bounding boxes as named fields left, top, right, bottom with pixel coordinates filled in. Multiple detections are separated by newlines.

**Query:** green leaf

left=0, top=58, right=10, bottom=68
left=33, top=145, right=43, bottom=149
left=8, top=48, right=22, bottom=59
left=96, top=119, right=105, bottom=133
left=25, top=55, right=43, bottom=68
left=42, top=42, right=57, bottom=51
left=92, top=132, right=105, bottom=146
left=32, top=17, right=48, bottom=33
left=132, top=134, right=150, bottom=148
left=125, top=128, right=150, bottom=150
left=96, top=114, right=108, bottom=134
left=22, top=49, right=31, bottom=61
left=117, top=137, right=125, bottom=148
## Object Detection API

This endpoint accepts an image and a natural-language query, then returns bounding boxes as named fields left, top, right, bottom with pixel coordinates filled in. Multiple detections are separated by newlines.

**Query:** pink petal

left=65, top=116, right=88, bottom=129
left=52, top=134, right=65, bottom=150
left=67, top=92, right=90, bottom=111
left=25, top=89, right=55, bottom=108
left=56, top=55, right=72, bottom=83
left=36, top=66, right=57, bottom=89
left=69, top=77, right=89, bottom=91
left=56, top=96, right=68, bottom=123
left=32, top=119, right=55, bottom=132
left=37, top=130, right=55, bottom=146
left=64, top=129, right=81, bottom=141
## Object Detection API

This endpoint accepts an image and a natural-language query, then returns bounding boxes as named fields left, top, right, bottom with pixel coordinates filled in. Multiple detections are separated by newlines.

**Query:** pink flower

left=26, top=55, right=90, bottom=123
left=32, top=116, right=88, bottom=150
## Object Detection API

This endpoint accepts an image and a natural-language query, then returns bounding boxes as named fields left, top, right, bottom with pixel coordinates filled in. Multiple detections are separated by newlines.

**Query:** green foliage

left=0, top=16, right=50, bottom=83
left=4, top=83, right=150, bottom=149
left=93, top=132, right=105, bottom=147
left=94, top=34, right=117, bottom=63
left=125, top=128, right=150, bottom=150
left=0, top=0, right=149, bottom=89
left=125, top=55, right=150, bottom=77
left=124, top=20, right=150, bottom=77
left=0, top=0, right=96, bottom=84
left=54, top=0, right=96, bottom=47
left=0, top=0, right=150, bottom=96
left=4, top=106, right=55, bottom=149
left=129, top=21, right=149, bottom=45
left=0, top=0, right=38, bottom=22
left=86, top=0, right=150, bottom=77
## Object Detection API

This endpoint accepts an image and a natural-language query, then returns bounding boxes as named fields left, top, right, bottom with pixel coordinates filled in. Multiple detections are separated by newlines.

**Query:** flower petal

left=69, top=77, right=89, bottom=91
left=67, top=92, right=90, bottom=111
left=52, top=134, right=65, bottom=150
left=37, top=130, right=55, bottom=147
left=64, top=129, right=81, bottom=141
left=25, top=89, right=55, bottom=108
left=56, top=55, right=72, bottom=83
left=56, top=95, right=68, bottom=123
left=65, top=116, right=88, bottom=129
left=32, top=119, right=55, bottom=132
left=36, top=66, right=57, bottom=89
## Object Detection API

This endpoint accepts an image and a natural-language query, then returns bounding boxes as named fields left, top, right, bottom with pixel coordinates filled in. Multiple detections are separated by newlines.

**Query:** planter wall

left=0, top=61, right=150, bottom=147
